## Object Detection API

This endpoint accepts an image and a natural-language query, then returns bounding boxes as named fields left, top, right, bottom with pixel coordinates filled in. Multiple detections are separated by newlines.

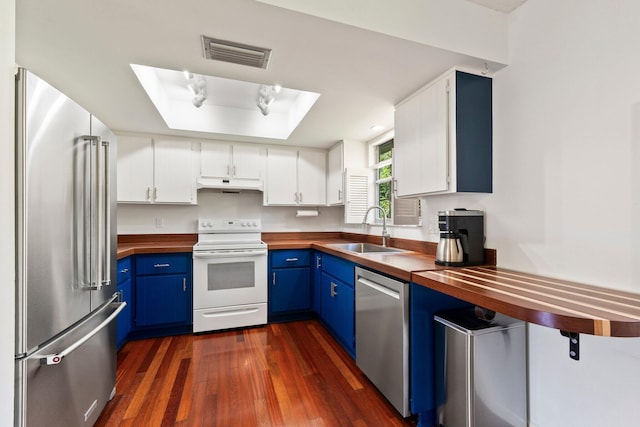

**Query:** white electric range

left=192, top=218, right=268, bottom=333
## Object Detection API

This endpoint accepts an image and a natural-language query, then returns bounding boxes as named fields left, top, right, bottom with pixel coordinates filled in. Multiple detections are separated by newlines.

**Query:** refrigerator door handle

left=38, top=294, right=125, bottom=366
left=101, top=139, right=111, bottom=287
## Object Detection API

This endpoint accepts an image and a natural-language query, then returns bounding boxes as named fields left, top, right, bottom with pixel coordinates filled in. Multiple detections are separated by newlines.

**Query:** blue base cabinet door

left=116, top=257, right=132, bottom=349
left=320, top=271, right=355, bottom=357
left=136, top=275, right=191, bottom=326
left=270, top=267, right=312, bottom=314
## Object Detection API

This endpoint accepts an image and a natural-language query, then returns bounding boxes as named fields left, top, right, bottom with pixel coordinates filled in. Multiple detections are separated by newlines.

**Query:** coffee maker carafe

left=435, top=209, right=485, bottom=266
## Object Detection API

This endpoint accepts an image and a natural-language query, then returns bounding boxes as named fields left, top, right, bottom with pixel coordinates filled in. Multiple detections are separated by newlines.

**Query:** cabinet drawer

left=117, top=257, right=132, bottom=283
left=321, top=253, right=355, bottom=287
left=136, top=254, right=189, bottom=276
left=271, top=250, right=310, bottom=268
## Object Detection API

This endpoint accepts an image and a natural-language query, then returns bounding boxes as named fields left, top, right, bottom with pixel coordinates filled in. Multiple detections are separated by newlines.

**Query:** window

left=374, top=139, right=393, bottom=220
left=370, top=137, right=420, bottom=225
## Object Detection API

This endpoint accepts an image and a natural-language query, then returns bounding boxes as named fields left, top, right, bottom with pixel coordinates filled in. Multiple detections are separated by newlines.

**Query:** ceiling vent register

left=201, top=36, right=271, bottom=69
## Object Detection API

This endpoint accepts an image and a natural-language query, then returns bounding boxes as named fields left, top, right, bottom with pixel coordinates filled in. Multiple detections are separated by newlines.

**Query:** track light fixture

left=184, top=72, right=207, bottom=108
left=256, top=84, right=280, bottom=116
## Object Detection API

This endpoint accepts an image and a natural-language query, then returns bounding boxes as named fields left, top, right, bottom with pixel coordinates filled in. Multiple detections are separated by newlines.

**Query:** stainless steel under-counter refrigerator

left=14, top=68, right=126, bottom=426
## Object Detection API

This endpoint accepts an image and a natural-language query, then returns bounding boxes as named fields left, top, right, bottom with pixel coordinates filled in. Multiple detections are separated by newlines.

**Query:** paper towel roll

left=296, top=209, right=319, bottom=217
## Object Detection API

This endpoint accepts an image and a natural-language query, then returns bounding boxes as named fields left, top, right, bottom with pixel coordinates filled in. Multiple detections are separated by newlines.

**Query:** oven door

left=192, top=248, right=268, bottom=310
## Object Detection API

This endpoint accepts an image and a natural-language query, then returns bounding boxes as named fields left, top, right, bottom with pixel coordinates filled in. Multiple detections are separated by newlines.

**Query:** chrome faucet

left=362, top=205, right=391, bottom=247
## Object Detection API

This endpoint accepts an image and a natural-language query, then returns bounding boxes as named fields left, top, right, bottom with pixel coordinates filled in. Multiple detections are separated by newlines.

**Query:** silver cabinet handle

left=233, top=165, right=237, bottom=176
left=183, top=277, right=186, bottom=292
left=39, top=294, right=126, bottom=366
left=272, top=272, right=276, bottom=285
left=227, top=165, right=230, bottom=176
left=330, top=282, right=337, bottom=297
left=146, top=187, right=151, bottom=201
left=294, top=192, right=298, bottom=203
left=120, top=268, right=129, bottom=274
left=299, top=192, right=303, bottom=203
left=285, top=258, right=299, bottom=262
left=338, top=189, right=342, bottom=201
left=154, top=263, right=170, bottom=268
left=153, top=187, right=158, bottom=201
left=316, top=256, right=321, bottom=268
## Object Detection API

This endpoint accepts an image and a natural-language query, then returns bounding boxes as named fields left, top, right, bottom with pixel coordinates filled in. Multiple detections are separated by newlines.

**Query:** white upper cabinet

left=394, top=68, right=492, bottom=197
left=265, top=148, right=297, bottom=205
left=117, top=136, right=154, bottom=203
left=265, top=147, right=326, bottom=206
left=298, top=150, right=326, bottom=206
left=326, top=140, right=367, bottom=206
left=326, top=143, right=344, bottom=205
left=117, top=136, right=196, bottom=204
left=200, top=141, right=263, bottom=180
left=153, top=139, right=196, bottom=204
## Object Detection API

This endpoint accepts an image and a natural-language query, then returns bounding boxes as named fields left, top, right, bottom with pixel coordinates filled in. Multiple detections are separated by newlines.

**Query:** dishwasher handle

left=357, top=277, right=400, bottom=300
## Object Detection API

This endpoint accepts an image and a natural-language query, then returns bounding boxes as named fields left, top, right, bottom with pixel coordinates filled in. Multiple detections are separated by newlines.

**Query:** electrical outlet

left=155, top=217, right=164, bottom=228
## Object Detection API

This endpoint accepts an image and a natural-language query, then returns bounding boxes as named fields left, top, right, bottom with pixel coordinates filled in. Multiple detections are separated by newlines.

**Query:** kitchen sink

left=327, top=242, right=406, bottom=254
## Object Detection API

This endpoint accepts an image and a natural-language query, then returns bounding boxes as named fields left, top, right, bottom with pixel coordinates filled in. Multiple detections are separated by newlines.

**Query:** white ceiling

left=15, top=0, right=526, bottom=148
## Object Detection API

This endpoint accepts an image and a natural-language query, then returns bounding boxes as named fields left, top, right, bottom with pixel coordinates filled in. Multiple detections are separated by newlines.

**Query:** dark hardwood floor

left=96, top=320, right=417, bottom=426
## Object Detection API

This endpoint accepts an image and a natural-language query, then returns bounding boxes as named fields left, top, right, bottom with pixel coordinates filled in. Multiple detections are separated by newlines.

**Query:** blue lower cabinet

left=319, top=271, right=355, bottom=357
left=316, top=253, right=355, bottom=357
left=116, top=257, right=132, bottom=349
left=410, top=283, right=471, bottom=426
left=131, top=253, right=192, bottom=338
left=270, top=267, right=311, bottom=314
left=136, top=274, right=191, bottom=326
left=268, top=250, right=313, bottom=320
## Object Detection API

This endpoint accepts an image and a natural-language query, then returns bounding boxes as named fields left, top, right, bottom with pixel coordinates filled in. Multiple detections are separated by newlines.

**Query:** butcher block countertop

left=413, top=267, right=640, bottom=337
left=117, top=234, right=197, bottom=258
left=118, top=232, right=640, bottom=337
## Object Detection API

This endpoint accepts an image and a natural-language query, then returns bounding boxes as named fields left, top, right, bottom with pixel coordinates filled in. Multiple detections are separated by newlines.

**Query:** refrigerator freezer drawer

left=15, top=301, right=123, bottom=427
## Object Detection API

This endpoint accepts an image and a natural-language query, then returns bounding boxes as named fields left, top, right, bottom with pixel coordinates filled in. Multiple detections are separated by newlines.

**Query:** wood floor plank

left=96, top=320, right=416, bottom=427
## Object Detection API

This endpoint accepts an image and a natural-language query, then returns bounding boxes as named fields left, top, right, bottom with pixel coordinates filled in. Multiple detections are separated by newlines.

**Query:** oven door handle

left=193, top=249, right=268, bottom=258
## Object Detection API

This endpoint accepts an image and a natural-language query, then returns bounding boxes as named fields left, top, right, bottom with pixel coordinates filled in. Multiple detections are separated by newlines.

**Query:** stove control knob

left=252, top=221, right=258, bottom=227
left=241, top=221, right=247, bottom=227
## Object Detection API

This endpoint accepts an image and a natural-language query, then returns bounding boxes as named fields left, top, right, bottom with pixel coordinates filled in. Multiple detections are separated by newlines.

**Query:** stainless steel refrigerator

left=14, top=68, right=125, bottom=426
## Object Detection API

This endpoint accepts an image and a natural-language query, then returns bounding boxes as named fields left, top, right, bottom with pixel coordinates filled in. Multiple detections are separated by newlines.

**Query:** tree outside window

left=375, top=139, right=393, bottom=220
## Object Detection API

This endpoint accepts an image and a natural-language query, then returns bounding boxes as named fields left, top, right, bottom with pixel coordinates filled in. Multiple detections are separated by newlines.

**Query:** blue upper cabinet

left=394, top=68, right=492, bottom=197
left=268, top=249, right=312, bottom=320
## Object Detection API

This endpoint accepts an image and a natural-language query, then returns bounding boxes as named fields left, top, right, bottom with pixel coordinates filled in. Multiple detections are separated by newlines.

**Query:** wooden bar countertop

left=413, top=267, right=640, bottom=337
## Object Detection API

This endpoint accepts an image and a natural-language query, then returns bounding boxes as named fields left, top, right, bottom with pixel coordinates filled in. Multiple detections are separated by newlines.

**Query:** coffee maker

left=435, top=209, right=485, bottom=266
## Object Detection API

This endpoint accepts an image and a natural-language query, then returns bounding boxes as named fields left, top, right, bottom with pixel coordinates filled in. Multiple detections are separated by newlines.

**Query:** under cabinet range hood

left=196, top=176, right=264, bottom=192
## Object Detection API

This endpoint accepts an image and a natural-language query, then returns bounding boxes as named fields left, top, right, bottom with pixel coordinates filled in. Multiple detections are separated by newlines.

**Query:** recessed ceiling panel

left=130, top=64, right=320, bottom=140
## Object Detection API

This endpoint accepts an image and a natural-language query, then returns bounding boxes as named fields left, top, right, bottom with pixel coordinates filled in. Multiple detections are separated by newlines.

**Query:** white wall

left=117, top=191, right=344, bottom=234
left=1, top=0, right=15, bottom=423
left=406, top=1, right=640, bottom=426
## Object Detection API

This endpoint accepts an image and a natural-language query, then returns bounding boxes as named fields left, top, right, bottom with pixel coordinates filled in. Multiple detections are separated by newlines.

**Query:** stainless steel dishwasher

left=355, top=267, right=410, bottom=417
